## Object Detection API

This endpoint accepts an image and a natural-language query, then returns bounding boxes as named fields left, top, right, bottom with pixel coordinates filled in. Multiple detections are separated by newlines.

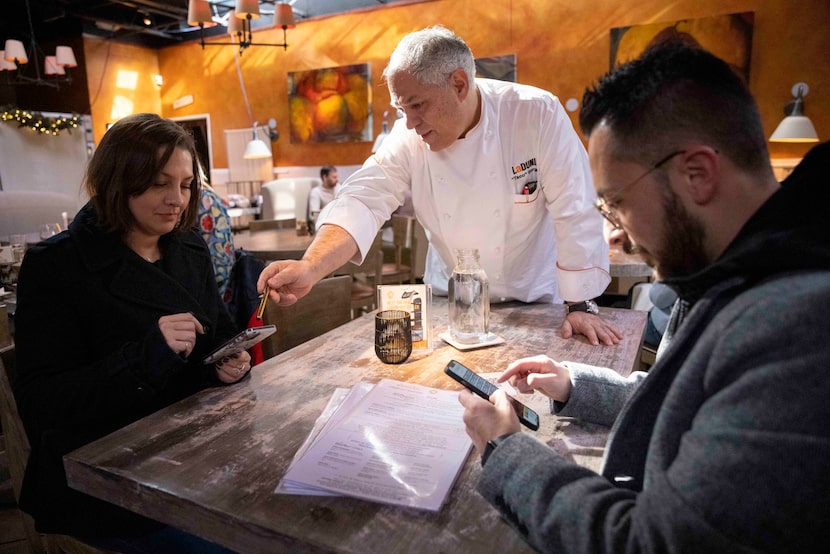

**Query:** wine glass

left=39, top=223, right=62, bottom=240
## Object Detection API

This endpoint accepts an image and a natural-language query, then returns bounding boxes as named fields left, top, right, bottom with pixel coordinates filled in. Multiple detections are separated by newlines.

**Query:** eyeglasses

left=595, top=150, right=686, bottom=230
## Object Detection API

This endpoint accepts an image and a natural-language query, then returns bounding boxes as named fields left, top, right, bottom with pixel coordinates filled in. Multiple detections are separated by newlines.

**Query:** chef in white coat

left=258, top=25, right=622, bottom=345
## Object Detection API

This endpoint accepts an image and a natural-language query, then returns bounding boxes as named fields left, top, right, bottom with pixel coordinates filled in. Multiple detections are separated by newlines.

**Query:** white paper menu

left=278, top=379, right=473, bottom=511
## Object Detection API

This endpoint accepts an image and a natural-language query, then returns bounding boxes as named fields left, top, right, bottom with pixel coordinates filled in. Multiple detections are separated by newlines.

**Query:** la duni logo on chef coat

left=511, top=157, right=536, bottom=179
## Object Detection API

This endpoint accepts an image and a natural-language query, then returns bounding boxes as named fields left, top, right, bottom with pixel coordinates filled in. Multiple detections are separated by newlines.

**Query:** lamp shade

left=244, top=138, right=272, bottom=159
left=4, top=39, right=27, bottom=64
left=187, top=0, right=214, bottom=26
left=769, top=115, right=819, bottom=143
left=227, top=10, right=244, bottom=34
left=55, top=46, right=77, bottom=67
left=274, top=4, right=296, bottom=28
left=235, top=0, right=261, bottom=19
left=44, top=56, right=65, bottom=75
left=0, top=52, right=17, bottom=71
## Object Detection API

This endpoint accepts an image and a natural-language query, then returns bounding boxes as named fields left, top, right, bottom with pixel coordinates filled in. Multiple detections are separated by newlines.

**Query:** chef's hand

left=561, top=311, right=623, bottom=346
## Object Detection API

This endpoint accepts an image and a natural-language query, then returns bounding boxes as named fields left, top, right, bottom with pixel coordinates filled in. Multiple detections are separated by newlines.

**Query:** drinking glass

left=39, top=223, right=62, bottom=240
left=375, top=310, right=412, bottom=364
left=9, top=234, right=27, bottom=263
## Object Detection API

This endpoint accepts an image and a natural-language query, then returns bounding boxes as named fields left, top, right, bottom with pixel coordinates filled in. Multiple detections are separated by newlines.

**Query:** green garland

left=1, top=106, right=81, bottom=136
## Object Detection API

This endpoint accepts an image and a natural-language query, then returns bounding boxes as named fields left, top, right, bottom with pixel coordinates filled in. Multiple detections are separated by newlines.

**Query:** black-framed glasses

left=595, top=150, right=686, bottom=230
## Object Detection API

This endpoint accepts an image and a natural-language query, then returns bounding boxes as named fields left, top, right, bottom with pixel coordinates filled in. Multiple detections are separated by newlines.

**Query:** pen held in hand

left=256, top=286, right=270, bottom=320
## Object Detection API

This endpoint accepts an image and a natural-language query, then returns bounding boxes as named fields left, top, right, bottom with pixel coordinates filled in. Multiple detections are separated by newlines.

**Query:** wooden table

left=234, top=228, right=315, bottom=262
left=606, top=250, right=653, bottom=296
left=64, top=300, right=646, bottom=554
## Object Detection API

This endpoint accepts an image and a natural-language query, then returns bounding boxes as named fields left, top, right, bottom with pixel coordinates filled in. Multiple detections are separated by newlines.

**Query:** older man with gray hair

left=259, top=26, right=620, bottom=345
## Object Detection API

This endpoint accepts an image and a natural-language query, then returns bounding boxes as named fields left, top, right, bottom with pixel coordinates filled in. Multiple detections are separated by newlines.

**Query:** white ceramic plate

left=438, top=331, right=505, bottom=351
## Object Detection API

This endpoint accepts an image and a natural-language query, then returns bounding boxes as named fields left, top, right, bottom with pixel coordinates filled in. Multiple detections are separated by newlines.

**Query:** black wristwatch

left=567, top=299, right=599, bottom=315
left=481, top=433, right=515, bottom=466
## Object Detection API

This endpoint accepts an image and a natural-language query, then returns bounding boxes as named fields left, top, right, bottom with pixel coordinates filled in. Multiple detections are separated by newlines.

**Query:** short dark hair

left=320, top=165, right=337, bottom=179
left=580, top=41, right=771, bottom=176
left=84, top=113, right=201, bottom=234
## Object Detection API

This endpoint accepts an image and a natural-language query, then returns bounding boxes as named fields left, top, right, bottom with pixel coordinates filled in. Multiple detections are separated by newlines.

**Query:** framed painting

left=288, top=63, right=372, bottom=144
left=610, top=12, right=754, bottom=82
left=475, top=54, right=516, bottom=82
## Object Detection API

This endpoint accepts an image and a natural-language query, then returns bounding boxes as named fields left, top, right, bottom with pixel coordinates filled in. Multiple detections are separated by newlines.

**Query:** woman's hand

left=214, top=351, right=253, bottom=384
left=158, top=313, right=204, bottom=358
left=498, top=355, right=572, bottom=403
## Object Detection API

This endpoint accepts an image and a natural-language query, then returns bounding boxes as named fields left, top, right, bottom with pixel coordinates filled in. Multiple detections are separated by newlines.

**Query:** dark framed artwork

left=610, top=12, right=754, bottom=82
left=475, top=54, right=516, bottom=82
left=288, top=63, right=372, bottom=144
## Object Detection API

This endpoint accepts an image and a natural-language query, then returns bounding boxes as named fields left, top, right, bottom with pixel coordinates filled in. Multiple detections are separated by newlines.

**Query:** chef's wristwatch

left=567, top=299, right=599, bottom=315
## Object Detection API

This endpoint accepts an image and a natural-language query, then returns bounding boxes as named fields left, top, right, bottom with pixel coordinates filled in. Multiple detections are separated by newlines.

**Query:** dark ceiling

left=3, top=0, right=398, bottom=50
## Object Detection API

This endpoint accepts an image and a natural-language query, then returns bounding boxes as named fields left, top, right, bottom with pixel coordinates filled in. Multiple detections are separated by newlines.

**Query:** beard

left=624, top=187, right=708, bottom=280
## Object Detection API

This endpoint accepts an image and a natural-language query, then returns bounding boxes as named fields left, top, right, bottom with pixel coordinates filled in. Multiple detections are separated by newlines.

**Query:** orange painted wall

left=84, top=37, right=162, bottom=136
left=86, top=0, right=829, bottom=170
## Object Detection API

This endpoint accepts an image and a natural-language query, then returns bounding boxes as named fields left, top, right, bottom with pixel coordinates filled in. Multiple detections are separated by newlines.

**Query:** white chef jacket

left=318, top=78, right=610, bottom=303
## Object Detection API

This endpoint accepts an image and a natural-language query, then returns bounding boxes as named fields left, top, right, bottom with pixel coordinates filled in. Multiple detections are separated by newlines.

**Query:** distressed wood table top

left=234, top=228, right=314, bottom=261
left=64, top=300, right=646, bottom=554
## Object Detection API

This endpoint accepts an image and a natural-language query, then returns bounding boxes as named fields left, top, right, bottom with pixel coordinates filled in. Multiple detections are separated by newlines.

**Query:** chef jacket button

left=494, top=274, right=501, bottom=280
left=493, top=209, right=500, bottom=218
left=489, top=171, right=496, bottom=178
left=494, top=247, right=501, bottom=254
left=500, top=297, right=507, bottom=302
left=486, top=130, right=493, bottom=139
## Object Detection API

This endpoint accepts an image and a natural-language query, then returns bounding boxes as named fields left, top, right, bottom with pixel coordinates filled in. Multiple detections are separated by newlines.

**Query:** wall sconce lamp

left=243, top=122, right=272, bottom=159
left=769, top=82, right=820, bottom=143
left=187, top=0, right=296, bottom=56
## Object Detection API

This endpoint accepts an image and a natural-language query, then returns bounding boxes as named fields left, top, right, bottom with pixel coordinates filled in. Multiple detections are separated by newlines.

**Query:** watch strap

left=567, top=300, right=599, bottom=315
left=481, top=433, right=515, bottom=466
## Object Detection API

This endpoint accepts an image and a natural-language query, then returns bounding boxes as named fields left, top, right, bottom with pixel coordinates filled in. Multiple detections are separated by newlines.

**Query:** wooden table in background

left=64, top=300, right=646, bottom=554
left=234, top=228, right=314, bottom=262
left=607, top=249, right=653, bottom=296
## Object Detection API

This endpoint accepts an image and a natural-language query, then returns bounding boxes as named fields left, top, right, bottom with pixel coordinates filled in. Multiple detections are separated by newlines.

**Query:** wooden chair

left=332, top=232, right=384, bottom=319
left=0, top=353, right=44, bottom=553
left=1, top=351, right=111, bottom=554
left=260, top=275, right=352, bottom=359
left=379, top=215, right=415, bottom=285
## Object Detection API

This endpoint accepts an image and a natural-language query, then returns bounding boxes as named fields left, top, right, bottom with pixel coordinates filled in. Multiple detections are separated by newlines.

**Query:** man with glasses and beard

left=457, top=40, right=830, bottom=553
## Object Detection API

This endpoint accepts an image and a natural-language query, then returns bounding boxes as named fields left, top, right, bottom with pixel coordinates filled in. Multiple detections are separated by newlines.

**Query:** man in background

left=458, top=41, right=830, bottom=552
left=307, top=165, right=340, bottom=233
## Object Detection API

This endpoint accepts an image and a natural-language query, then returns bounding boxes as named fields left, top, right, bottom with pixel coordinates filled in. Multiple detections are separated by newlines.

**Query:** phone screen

left=444, top=360, right=540, bottom=431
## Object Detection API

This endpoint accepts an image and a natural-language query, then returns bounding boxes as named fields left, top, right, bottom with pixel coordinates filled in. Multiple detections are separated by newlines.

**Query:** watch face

left=587, top=300, right=599, bottom=314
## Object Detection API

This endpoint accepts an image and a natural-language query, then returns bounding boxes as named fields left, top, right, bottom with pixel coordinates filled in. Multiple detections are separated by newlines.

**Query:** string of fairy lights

left=1, top=106, right=81, bottom=136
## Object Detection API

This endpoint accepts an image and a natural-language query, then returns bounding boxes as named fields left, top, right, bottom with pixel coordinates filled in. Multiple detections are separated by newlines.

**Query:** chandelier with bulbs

left=1, top=0, right=78, bottom=89
left=187, top=0, right=296, bottom=56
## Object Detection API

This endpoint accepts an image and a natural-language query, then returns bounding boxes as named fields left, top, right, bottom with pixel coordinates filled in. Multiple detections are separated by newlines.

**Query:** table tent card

left=377, top=284, right=433, bottom=352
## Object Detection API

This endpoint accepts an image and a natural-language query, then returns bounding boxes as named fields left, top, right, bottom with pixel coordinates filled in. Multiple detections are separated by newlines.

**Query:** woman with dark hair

left=13, top=113, right=247, bottom=551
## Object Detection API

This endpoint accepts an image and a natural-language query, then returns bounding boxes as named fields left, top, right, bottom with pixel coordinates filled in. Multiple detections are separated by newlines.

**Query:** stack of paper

left=277, top=379, right=473, bottom=511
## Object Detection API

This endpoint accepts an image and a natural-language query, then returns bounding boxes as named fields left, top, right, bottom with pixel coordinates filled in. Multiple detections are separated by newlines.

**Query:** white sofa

left=0, top=190, right=86, bottom=241
left=260, top=177, right=321, bottom=222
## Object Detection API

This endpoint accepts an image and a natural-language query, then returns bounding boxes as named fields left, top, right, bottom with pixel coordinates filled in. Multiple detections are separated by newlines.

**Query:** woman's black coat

left=13, top=204, right=239, bottom=535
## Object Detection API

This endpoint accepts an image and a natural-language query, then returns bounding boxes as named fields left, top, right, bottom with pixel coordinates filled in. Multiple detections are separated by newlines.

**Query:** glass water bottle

left=448, top=248, right=490, bottom=344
